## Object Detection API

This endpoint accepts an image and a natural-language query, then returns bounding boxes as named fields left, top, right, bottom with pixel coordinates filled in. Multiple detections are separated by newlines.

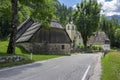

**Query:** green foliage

left=18, top=3, right=31, bottom=23
left=114, top=28, right=120, bottom=47
left=0, top=0, right=56, bottom=40
left=0, top=0, right=11, bottom=39
left=101, top=51, right=120, bottom=80
left=18, top=0, right=56, bottom=27
left=78, top=44, right=84, bottom=49
left=100, top=15, right=120, bottom=47
left=74, top=0, right=101, bottom=47
left=0, top=0, right=32, bottom=39
left=115, top=28, right=120, bottom=40
left=78, top=44, right=102, bottom=53
left=54, top=1, right=73, bottom=26
left=90, top=45, right=102, bottom=51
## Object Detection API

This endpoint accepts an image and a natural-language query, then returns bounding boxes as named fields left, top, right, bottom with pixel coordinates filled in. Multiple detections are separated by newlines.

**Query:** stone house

left=88, top=31, right=110, bottom=51
left=16, top=19, right=72, bottom=55
left=65, top=19, right=83, bottom=49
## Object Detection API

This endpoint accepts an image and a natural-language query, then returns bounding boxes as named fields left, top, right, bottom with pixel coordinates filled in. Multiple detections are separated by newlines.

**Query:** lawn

left=0, top=41, right=63, bottom=68
left=101, top=51, right=120, bottom=80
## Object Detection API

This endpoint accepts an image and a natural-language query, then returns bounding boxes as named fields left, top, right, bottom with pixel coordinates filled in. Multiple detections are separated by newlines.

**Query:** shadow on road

left=0, top=63, right=42, bottom=78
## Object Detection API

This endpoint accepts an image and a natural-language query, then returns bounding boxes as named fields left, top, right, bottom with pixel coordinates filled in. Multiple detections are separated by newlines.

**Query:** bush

left=78, top=45, right=84, bottom=49
left=78, top=44, right=103, bottom=53
left=91, top=45, right=103, bottom=51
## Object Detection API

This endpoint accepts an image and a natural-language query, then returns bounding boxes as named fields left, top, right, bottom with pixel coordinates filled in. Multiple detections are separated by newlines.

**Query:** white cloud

left=98, top=0, right=120, bottom=16
left=73, top=4, right=77, bottom=9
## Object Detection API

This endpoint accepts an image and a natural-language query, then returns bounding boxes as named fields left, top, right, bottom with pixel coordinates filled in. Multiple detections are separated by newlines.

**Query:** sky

left=98, top=0, right=120, bottom=16
left=58, top=0, right=81, bottom=7
left=58, top=0, right=120, bottom=16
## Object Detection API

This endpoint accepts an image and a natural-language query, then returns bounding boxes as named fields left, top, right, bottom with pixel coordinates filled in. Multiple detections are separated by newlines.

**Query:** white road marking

left=81, top=65, right=91, bottom=80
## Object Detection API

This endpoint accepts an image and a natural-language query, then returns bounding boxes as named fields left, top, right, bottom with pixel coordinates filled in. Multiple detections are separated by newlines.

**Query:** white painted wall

left=103, top=44, right=110, bottom=51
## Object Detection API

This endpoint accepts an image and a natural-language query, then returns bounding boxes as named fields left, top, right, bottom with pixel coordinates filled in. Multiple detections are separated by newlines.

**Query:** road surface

left=0, top=53, right=101, bottom=80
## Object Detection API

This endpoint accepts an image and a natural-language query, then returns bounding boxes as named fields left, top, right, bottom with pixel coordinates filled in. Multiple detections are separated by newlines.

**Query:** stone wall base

left=17, top=43, right=71, bottom=55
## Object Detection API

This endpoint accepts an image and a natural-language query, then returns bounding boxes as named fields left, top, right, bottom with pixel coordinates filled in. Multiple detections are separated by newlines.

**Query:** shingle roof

left=16, top=18, right=34, bottom=41
left=88, top=32, right=110, bottom=45
left=16, top=23, right=41, bottom=43
left=50, top=19, right=63, bottom=29
left=16, top=19, right=66, bottom=43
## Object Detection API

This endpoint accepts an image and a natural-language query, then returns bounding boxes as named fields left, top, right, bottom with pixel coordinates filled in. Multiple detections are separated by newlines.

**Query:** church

left=65, top=17, right=83, bottom=51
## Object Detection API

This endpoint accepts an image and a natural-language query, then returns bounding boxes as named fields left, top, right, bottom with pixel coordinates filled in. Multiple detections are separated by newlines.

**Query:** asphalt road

left=0, top=53, right=101, bottom=80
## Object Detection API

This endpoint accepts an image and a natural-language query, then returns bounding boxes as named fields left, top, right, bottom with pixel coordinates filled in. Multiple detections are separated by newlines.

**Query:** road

left=0, top=53, right=101, bottom=80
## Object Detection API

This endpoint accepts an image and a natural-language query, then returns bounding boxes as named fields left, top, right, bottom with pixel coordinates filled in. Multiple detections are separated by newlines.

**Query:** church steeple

left=69, top=16, right=73, bottom=24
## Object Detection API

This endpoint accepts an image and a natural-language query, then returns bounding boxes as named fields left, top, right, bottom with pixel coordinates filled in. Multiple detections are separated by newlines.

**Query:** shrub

left=78, top=44, right=103, bottom=53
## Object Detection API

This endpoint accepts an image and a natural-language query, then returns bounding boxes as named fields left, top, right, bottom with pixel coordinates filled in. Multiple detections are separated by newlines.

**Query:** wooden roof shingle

left=16, top=19, right=71, bottom=43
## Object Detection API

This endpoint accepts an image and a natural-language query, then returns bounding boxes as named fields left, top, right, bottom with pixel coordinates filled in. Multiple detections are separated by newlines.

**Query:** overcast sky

left=58, top=0, right=120, bottom=16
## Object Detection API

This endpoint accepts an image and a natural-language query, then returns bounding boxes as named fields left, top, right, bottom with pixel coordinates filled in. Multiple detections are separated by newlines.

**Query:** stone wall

left=0, top=56, right=25, bottom=63
left=17, top=42, right=71, bottom=55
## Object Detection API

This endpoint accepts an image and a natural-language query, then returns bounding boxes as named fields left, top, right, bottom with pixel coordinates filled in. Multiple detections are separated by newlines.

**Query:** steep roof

left=16, top=19, right=70, bottom=43
left=51, top=19, right=63, bottom=29
left=88, top=32, right=110, bottom=45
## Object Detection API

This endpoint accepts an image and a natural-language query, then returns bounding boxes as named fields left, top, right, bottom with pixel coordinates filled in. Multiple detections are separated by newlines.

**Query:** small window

left=61, top=45, right=65, bottom=49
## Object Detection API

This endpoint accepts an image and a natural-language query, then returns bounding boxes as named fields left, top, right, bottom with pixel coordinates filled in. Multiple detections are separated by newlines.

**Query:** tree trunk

left=82, top=34, right=87, bottom=48
left=7, top=0, right=18, bottom=54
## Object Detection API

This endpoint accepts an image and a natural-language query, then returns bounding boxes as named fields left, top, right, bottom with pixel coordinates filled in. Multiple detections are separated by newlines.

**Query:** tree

left=54, top=1, right=73, bottom=26
left=100, top=15, right=119, bottom=47
left=7, top=0, right=55, bottom=54
left=0, top=0, right=31, bottom=40
left=7, top=0, right=18, bottom=54
left=0, top=0, right=11, bottom=40
left=74, top=0, right=101, bottom=47
left=115, top=28, right=120, bottom=47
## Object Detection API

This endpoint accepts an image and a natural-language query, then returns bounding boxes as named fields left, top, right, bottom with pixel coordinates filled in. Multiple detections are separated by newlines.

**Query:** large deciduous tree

left=7, top=0, right=18, bottom=54
left=7, top=0, right=55, bottom=54
left=74, top=0, right=101, bottom=47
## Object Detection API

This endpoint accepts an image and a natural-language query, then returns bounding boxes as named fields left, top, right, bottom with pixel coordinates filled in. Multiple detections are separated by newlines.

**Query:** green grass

left=101, top=51, right=120, bottom=80
left=15, top=46, right=63, bottom=61
left=0, top=41, right=63, bottom=68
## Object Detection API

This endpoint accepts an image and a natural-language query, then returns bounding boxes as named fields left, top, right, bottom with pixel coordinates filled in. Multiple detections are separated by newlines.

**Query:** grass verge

left=0, top=41, right=63, bottom=69
left=101, top=51, right=120, bottom=80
